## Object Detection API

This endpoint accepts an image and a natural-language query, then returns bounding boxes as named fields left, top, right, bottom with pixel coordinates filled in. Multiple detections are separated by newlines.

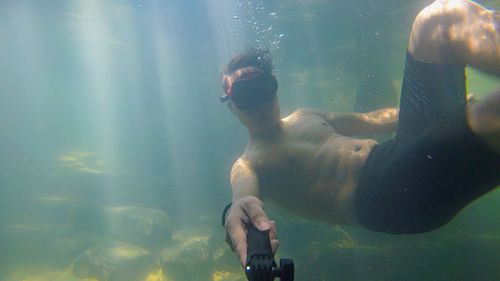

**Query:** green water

left=0, top=0, right=499, bottom=280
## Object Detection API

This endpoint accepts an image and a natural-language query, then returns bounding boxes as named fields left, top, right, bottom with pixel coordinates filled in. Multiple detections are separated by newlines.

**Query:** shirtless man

left=221, top=0, right=500, bottom=267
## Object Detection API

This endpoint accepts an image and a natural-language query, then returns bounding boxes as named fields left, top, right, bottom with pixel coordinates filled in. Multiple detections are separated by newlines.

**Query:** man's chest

left=251, top=140, right=332, bottom=188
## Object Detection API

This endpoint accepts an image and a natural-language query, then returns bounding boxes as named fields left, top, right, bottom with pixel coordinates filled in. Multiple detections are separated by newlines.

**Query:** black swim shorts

left=355, top=52, right=500, bottom=234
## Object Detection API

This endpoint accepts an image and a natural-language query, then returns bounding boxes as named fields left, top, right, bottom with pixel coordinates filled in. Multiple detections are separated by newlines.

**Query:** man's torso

left=243, top=110, right=378, bottom=225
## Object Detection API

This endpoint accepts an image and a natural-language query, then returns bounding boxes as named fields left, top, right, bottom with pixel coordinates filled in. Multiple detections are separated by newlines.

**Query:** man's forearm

left=365, top=107, right=399, bottom=133
left=231, top=159, right=260, bottom=201
left=327, top=107, right=399, bottom=136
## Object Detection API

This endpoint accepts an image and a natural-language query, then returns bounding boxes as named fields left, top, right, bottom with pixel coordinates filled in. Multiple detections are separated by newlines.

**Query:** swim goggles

left=220, top=66, right=278, bottom=109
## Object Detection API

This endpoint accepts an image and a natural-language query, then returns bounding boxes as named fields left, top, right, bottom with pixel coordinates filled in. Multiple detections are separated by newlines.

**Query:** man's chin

left=252, top=111, right=276, bottom=125
left=248, top=107, right=269, bottom=114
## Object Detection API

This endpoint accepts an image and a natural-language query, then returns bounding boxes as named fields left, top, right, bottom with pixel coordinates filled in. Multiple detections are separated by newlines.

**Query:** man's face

left=231, top=94, right=279, bottom=130
left=233, top=94, right=277, bottom=120
left=222, top=66, right=278, bottom=115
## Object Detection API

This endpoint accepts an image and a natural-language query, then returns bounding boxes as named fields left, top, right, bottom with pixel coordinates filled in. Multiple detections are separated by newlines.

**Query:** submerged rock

left=69, top=204, right=107, bottom=234
left=72, top=240, right=151, bottom=281
left=39, top=196, right=78, bottom=204
left=211, top=270, right=246, bottom=281
left=160, top=234, right=210, bottom=263
left=156, top=223, right=245, bottom=280
left=144, top=268, right=173, bottom=281
left=69, top=205, right=172, bottom=248
left=298, top=239, right=391, bottom=281
left=159, top=234, right=213, bottom=280
left=3, top=224, right=68, bottom=242
left=1, top=224, right=70, bottom=265
left=4, top=267, right=98, bottom=281
left=104, top=206, right=172, bottom=248
left=49, top=234, right=104, bottom=265
left=36, top=195, right=78, bottom=224
left=287, top=225, right=391, bottom=281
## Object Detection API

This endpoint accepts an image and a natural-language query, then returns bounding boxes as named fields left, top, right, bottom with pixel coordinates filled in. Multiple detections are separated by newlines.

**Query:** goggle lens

left=230, top=74, right=277, bottom=109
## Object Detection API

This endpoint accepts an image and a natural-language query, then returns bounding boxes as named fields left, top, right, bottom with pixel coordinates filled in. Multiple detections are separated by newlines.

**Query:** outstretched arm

left=230, top=158, right=260, bottom=200
left=330, top=108, right=399, bottom=136
left=298, top=107, right=399, bottom=136
left=225, top=158, right=278, bottom=267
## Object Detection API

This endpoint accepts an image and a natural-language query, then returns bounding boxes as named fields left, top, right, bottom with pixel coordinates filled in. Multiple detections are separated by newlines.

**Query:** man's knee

left=408, top=0, right=478, bottom=63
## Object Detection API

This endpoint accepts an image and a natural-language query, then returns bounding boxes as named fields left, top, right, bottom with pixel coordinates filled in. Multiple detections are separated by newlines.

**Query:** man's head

left=220, top=47, right=278, bottom=113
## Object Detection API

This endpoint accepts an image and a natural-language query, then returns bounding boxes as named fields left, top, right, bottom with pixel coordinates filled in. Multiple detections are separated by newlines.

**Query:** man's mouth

left=243, top=100, right=274, bottom=114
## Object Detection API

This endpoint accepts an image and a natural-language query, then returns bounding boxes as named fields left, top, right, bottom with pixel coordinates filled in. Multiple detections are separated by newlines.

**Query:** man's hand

left=224, top=196, right=279, bottom=267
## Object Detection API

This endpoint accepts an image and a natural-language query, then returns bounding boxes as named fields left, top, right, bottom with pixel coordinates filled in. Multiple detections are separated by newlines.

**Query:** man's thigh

left=355, top=111, right=500, bottom=234
left=396, top=51, right=465, bottom=141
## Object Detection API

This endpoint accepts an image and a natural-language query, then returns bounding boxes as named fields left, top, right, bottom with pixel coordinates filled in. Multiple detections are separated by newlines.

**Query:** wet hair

left=222, top=46, right=273, bottom=76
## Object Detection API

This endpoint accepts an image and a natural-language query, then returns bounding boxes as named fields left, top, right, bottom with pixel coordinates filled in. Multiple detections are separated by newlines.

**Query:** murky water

left=0, top=0, right=499, bottom=280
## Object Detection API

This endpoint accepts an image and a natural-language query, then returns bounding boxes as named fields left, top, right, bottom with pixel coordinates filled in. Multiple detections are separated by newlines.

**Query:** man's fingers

left=269, top=220, right=277, bottom=240
left=270, top=238, right=279, bottom=255
left=243, top=200, right=278, bottom=256
left=233, top=239, right=247, bottom=267
left=269, top=220, right=279, bottom=255
left=226, top=218, right=248, bottom=267
left=244, top=199, right=271, bottom=231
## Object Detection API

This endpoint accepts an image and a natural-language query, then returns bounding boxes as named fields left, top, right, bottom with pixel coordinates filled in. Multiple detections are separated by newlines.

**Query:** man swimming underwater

left=221, top=0, right=500, bottom=267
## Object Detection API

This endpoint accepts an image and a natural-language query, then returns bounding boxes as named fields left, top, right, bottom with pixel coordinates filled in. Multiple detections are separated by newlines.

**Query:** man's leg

left=409, top=0, right=499, bottom=76
left=409, top=0, right=500, bottom=155
left=355, top=0, right=500, bottom=234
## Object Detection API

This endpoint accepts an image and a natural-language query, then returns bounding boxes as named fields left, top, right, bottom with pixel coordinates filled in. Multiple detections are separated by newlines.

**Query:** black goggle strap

left=219, top=94, right=231, bottom=103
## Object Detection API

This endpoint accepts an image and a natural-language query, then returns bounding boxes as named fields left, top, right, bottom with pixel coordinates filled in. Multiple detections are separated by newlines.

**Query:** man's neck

left=248, top=119, right=283, bottom=141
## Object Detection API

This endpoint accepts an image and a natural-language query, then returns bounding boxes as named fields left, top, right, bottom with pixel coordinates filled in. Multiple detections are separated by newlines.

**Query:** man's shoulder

left=283, top=108, right=313, bottom=120
left=231, top=156, right=254, bottom=172
left=283, top=108, right=331, bottom=122
left=291, top=108, right=321, bottom=116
